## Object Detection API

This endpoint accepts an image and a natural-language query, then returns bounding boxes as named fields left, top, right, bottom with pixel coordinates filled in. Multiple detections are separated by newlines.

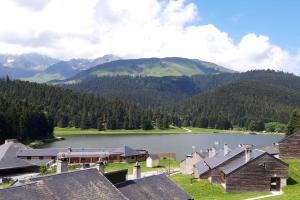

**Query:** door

left=270, top=177, right=281, bottom=191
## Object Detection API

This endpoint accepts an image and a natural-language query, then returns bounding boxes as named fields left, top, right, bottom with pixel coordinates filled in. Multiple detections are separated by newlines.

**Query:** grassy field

left=171, top=159, right=300, bottom=200
left=54, top=126, right=270, bottom=136
left=0, top=182, right=13, bottom=188
left=171, top=175, right=268, bottom=200
left=105, top=158, right=179, bottom=174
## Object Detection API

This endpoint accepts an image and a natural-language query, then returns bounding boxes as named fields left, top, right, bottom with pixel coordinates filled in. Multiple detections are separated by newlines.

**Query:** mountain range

left=1, top=53, right=299, bottom=130
left=0, top=53, right=121, bottom=82
left=0, top=53, right=234, bottom=83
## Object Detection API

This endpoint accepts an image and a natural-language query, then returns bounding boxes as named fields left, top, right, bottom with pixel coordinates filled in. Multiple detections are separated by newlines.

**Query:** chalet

left=0, top=166, right=192, bottom=200
left=194, top=145, right=289, bottom=193
left=116, top=174, right=192, bottom=200
left=0, top=140, right=52, bottom=176
left=146, top=154, right=160, bottom=168
left=279, top=130, right=300, bottom=158
left=0, top=168, right=128, bottom=200
left=180, top=150, right=208, bottom=174
left=16, top=145, right=148, bottom=164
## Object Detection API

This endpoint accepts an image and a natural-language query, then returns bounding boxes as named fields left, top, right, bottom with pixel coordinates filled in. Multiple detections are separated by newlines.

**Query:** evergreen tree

left=287, top=109, right=300, bottom=135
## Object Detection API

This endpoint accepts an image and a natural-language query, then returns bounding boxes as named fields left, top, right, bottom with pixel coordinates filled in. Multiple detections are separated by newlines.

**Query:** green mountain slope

left=178, top=80, right=300, bottom=126
left=64, top=70, right=300, bottom=107
left=60, top=57, right=234, bottom=83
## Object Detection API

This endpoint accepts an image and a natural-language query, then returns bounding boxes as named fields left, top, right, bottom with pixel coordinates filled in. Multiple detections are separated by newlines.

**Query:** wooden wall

left=226, top=154, right=288, bottom=193
left=279, top=131, right=300, bottom=158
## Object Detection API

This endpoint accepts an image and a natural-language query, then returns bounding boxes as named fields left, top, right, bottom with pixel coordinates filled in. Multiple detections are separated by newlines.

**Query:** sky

left=0, top=0, right=299, bottom=74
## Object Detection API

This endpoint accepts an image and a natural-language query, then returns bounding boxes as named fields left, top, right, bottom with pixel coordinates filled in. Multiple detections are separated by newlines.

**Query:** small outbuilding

left=146, top=154, right=160, bottom=168
left=279, top=130, right=300, bottom=158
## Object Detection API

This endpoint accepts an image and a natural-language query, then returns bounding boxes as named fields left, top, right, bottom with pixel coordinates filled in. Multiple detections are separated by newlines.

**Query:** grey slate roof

left=204, top=147, right=244, bottom=169
left=116, top=174, right=193, bottom=200
left=220, top=149, right=266, bottom=175
left=194, top=147, right=247, bottom=176
left=0, top=181, right=54, bottom=200
left=112, top=145, right=142, bottom=157
left=257, top=144, right=279, bottom=155
left=194, top=160, right=210, bottom=176
left=17, top=146, right=145, bottom=158
left=0, top=168, right=128, bottom=200
left=0, top=142, right=34, bottom=170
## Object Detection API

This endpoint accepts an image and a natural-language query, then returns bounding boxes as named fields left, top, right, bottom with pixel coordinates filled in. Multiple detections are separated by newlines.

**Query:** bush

left=39, top=165, right=48, bottom=175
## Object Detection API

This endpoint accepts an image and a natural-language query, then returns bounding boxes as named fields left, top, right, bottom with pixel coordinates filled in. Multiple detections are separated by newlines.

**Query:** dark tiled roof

left=194, top=147, right=244, bottom=176
left=0, top=181, right=54, bottom=200
left=0, top=168, right=128, bottom=200
left=220, top=149, right=266, bottom=175
left=116, top=174, right=192, bottom=200
left=204, top=147, right=244, bottom=169
left=0, top=142, right=35, bottom=170
left=29, top=168, right=127, bottom=200
left=112, top=145, right=142, bottom=157
left=194, top=160, right=210, bottom=176
left=17, top=146, right=145, bottom=157
left=17, top=148, right=112, bottom=157
left=148, top=154, right=160, bottom=160
left=257, top=144, right=279, bottom=155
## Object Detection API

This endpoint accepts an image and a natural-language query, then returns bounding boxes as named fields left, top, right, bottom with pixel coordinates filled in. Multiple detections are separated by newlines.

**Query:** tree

left=287, top=109, right=300, bottom=135
left=248, top=120, right=265, bottom=132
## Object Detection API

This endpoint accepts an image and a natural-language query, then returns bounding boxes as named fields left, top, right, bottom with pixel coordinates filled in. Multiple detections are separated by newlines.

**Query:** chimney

left=208, top=148, right=212, bottom=158
left=211, top=147, right=216, bottom=157
left=208, top=148, right=216, bottom=158
left=244, top=145, right=252, bottom=163
left=224, top=144, right=229, bottom=155
left=133, top=162, right=141, bottom=179
left=97, top=161, right=105, bottom=174
left=57, top=159, right=68, bottom=173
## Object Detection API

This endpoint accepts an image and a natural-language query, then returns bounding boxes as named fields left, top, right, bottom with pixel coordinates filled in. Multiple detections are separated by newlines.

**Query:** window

left=27, top=156, right=31, bottom=160
left=51, top=156, right=56, bottom=159
left=39, top=156, right=43, bottom=160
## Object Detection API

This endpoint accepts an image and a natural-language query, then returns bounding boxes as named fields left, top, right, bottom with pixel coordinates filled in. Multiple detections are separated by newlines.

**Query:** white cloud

left=0, top=0, right=299, bottom=74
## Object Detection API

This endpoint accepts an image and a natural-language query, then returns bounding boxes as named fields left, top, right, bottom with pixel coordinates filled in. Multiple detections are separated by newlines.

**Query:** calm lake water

left=44, top=133, right=283, bottom=160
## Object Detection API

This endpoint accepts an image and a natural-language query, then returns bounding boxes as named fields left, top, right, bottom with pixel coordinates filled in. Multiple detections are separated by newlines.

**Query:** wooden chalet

left=194, top=145, right=289, bottom=193
left=279, top=130, right=300, bottom=158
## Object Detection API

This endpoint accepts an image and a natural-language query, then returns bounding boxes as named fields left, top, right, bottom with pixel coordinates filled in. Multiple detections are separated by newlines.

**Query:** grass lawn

left=105, top=158, right=179, bottom=174
left=171, top=175, right=269, bottom=200
left=268, top=159, right=300, bottom=200
left=54, top=126, right=270, bottom=136
left=171, top=159, right=300, bottom=200
left=0, top=182, right=13, bottom=188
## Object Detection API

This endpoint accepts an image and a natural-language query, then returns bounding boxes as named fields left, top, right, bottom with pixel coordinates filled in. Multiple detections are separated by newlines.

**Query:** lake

left=44, top=133, right=283, bottom=160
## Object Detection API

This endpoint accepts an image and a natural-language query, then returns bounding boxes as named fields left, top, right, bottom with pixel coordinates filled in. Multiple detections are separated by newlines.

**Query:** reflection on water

left=44, top=133, right=283, bottom=160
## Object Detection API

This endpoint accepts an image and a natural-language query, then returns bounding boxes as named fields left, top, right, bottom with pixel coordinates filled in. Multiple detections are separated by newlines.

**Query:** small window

left=39, top=156, right=43, bottom=160
left=27, top=156, right=31, bottom=160
left=51, top=156, right=56, bottom=160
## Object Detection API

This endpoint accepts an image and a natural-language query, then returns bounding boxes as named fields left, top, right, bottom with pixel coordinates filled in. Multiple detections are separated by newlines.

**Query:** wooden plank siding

left=225, top=154, right=288, bottom=193
left=279, top=131, right=300, bottom=158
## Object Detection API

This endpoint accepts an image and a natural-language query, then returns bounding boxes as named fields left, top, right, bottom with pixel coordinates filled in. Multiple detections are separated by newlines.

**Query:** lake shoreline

left=54, top=127, right=285, bottom=137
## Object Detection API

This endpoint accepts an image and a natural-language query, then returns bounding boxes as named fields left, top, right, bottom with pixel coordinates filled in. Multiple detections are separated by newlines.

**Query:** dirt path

left=244, top=191, right=283, bottom=200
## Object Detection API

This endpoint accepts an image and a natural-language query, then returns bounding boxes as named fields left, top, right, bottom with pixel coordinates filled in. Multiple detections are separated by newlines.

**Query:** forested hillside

left=65, top=70, right=300, bottom=107
left=0, top=94, right=53, bottom=143
left=177, top=80, right=300, bottom=128
left=65, top=76, right=199, bottom=106
left=0, top=78, right=181, bottom=136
